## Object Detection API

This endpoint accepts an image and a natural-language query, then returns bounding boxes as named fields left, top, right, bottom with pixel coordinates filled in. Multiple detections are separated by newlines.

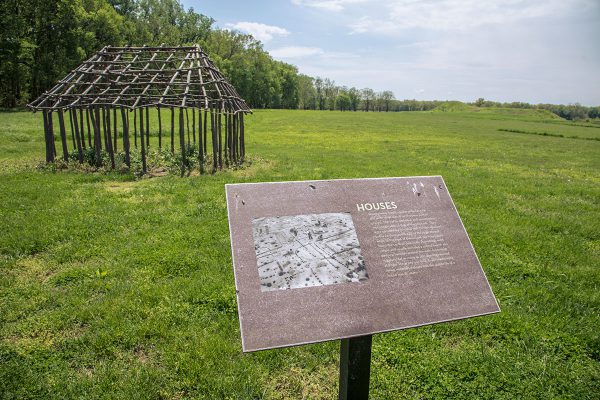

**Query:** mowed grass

left=0, top=109, right=599, bottom=399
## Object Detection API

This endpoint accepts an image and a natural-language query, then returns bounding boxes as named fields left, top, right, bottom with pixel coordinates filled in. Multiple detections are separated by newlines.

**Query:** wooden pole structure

left=28, top=46, right=251, bottom=171
left=139, top=107, right=147, bottom=174
left=58, top=110, right=68, bottom=161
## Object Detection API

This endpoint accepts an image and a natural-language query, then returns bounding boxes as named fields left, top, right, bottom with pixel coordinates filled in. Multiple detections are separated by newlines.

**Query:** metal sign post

left=339, top=335, right=373, bottom=400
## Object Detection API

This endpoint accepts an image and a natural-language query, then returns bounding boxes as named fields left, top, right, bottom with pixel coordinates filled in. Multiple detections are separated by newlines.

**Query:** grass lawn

left=0, top=108, right=599, bottom=399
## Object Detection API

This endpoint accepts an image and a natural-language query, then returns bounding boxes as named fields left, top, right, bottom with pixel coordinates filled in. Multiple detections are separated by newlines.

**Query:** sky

left=181, top=0, right=600, bottom=105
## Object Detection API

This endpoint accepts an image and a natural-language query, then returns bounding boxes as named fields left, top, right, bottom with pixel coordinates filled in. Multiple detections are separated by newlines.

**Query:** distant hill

left=433, top=102, right=563, bottom=120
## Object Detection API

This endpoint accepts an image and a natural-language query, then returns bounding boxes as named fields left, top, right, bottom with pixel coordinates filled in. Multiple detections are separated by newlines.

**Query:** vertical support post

left=211, top=107, right=217, bottom=173
left=92, top=107, right=102, bottom=167
left=240, top=113, right=245, bottom=163
left=139, top=107, right=146, bottom=174
left=185, top=108, right=190, bottom=146
left=72, top=108, right=83, bottom=163
left=101, top=107, right=109, bottom=151
left=192, top=105, right=196, bottom=145
left=198, top=107, right=204, bottom=174
left=86, top=109, right=92, bottom=148
left=217, top=109, right=222, bottom=169
left=49, top=111, right=56, bottom=159
left=106, top=107, right=115, bottom=169
left=121, top=107, right=130, bottom=168
left=133, top=108, right=138, bottom=148
left=58, top=110, right=68, bottom=162
left=157, top=107, right=162, bottom=149
left=224, top=112, right=230, bottom=167
left=233, top=112, right=238, bottom=166
left=170, top=106, right=175, bottom=154
left=113, top=108, right=118, bottom=152
left=179, top=107, right=186, bottom=177
left=68, top=109, right=76, bottom=150
left=79, top=108, right=86, bottom=150
left=203, top=109, right=208, bottom=156
left=339, top=335, right=372, bottom=400
left=145, top=106, right=150, bottom=147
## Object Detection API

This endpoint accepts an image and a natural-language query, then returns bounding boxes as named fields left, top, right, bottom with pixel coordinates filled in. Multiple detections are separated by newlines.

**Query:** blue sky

left=182, top=0, right=600, bottom=105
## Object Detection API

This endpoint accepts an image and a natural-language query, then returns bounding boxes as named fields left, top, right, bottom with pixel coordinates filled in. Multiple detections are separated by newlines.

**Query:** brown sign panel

left=226, top=176, right=499, bottom=352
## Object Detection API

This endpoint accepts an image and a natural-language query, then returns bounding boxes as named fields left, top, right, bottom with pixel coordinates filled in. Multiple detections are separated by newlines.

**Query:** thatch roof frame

left=28, top=44, right=251, bottom=114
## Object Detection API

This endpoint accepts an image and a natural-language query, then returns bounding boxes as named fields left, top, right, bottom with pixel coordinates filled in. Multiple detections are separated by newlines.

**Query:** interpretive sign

left=226, top=176, right=499, bottom=352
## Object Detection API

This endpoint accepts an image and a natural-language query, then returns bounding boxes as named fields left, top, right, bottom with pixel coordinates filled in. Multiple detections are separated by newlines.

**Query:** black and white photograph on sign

left=252, top=212, right=368, bottom=292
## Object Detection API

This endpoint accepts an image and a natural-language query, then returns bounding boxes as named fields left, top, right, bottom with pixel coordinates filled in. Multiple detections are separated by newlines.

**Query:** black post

left=339, top=335, right=372, bottom=400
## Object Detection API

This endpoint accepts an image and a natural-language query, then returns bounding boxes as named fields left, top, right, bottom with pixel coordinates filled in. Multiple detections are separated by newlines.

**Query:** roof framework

left=28, top=45, right=251, bottom=113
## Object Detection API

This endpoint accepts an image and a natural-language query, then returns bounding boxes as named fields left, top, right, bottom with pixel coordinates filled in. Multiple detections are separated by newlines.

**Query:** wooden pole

left=49, top=111, right=56, bottom=159
left=233, top=112, right=238, bottom=166
left=79, top=108, right=86, bottom=150
left=218, top=109, right=222, bottom=169
left=106, top=107, right=115, bottom=169
left=121, top=107, right=131, bottom=167
left=86, top=109, right=92, bottom=148
left=170, top=106, right=175, bottom=153
left=58, top=110, right=68, bottom=161
left=92, top=107, right=102, bottom=167
left=101, top=107, right=109, bottom=151
left=192, top=105, right=196, bottom=144
left=145, top=106, right=150, bottom=147
left=179, top=107, right=186, bottom=176
left=113, top=108, right=118, bottom=152
left=157, top=106, right=162, bottom=149
left=139, top=108, right=146, bottom=174
left=225, top=112, right=231, bottom=167
left=133, top=107, right=137, bottom=148
left=198, top=106, right=204, bottom=174
left=203, top=109, right=208, bottom=156
left=42, top=111, right=50, bottom=163
left=72, top=108, right=84, bottom=163
left=68, top=109, right=76, bottom=150
left=240, top=113, right=245, bottom=162
left=211, top=107, right=217, bottom=173
left=186, top=108, right=190, bottom=146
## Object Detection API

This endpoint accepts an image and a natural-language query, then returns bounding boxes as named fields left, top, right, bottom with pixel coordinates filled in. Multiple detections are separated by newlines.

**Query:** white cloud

left=348, top=0, right=595, bottom=33
left=291, top=0, right=369, bottom=12
left=227, top=22, right=290, bottom=42
left=270, top=46, right=324, bottom=58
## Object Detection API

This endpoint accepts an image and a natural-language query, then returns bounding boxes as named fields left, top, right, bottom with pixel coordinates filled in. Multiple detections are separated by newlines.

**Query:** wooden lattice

left=28, top=45, right=251, bottom=174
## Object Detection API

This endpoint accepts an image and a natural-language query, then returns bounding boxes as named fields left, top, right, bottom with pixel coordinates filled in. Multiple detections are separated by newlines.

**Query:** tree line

left=1, top=0, right=598, bottom=121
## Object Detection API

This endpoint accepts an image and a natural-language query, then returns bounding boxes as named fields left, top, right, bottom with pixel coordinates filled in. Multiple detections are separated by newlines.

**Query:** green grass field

left=1, top=108, right=599, bottom=399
